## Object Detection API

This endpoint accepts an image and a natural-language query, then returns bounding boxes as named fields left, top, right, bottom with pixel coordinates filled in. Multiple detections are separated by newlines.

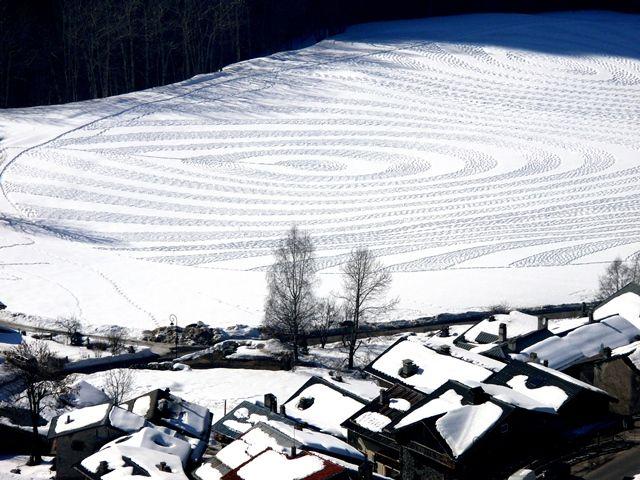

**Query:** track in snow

left=1, top=12, right=640, bottom=327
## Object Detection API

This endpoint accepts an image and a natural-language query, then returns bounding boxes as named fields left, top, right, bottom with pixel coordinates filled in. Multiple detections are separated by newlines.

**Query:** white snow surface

left=370, top=337, right=496, bottom=393
left=520, top=315, right=640, bottom=370
left=1, top=12, right=640, bottom=330
left=435, top=402, right=503, bottom=458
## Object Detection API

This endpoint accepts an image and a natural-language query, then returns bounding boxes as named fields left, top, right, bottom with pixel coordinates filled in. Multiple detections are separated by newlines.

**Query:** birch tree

left=264, top=226, right=317, bottom=363
left=340, top=248, right=397, bottom=369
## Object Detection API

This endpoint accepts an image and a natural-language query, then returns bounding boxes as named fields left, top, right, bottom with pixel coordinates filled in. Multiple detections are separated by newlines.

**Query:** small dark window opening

left=71, top=440, right=86, bottom=451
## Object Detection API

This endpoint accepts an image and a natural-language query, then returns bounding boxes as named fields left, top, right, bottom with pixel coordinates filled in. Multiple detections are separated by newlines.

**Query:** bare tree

left=6, top=341, right=73, bottom=465
left=55, top=316, right=82, bottom=344
left=264, top=226, right=317, bottom=363
left=597, top=257, right=638, bottom=300
left=313, top=297, right=341, bottom=349
left=106, top=328, right=128, bottom=355
left=340, top=248, right=397, bottom=369
left=102, top=369, right=135, bottom=404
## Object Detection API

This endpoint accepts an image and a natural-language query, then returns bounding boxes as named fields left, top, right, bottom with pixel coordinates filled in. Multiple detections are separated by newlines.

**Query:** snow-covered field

left=1, top=11, right=640, bottom=331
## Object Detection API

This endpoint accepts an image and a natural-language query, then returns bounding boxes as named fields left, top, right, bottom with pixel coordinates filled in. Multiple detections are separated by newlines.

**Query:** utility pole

left=169, top=314, right=178, bottom=360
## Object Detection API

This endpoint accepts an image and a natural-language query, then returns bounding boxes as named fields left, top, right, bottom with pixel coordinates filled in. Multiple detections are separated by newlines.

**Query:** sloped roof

left=122, top=389, right=212, bottom=440
left=48, top=403, right=147, bottom=439
left=212, top=401, right=297, bottom=442
left=520, top=315, right=640, bottom=370
left=283, top=377, right=366, bottom=439
left=220, top=449, right=344, bottom=480
left=594, top=282, right=640, bottom=327
left=364, top=336, right=502, bottom=394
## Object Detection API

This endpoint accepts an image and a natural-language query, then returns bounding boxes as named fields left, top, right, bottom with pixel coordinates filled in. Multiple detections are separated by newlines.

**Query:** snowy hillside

left=1, top=12, right=640, bottom=331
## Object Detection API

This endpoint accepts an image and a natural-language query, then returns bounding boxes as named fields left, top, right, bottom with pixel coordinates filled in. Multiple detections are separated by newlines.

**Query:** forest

left=1, top=0, right=639, bottom=108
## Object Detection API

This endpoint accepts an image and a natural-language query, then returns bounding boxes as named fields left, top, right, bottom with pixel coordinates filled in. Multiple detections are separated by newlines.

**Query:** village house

left=48, top=389, right=212, bottom=480
left=75, top=426, right=192, bottom=480
left=343, top=336, right=618, bottom=479
left=591, top=341, right=640, bottom=417
left=48, top=403, right=148, bottom=480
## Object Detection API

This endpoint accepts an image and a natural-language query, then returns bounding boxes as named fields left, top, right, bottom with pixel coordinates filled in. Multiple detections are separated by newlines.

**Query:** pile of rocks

left=142, top=321, right=228, bottom=346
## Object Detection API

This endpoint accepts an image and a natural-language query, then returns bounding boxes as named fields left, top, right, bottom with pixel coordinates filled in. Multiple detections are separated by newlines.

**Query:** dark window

left=71, top=440, right=85, bottom=451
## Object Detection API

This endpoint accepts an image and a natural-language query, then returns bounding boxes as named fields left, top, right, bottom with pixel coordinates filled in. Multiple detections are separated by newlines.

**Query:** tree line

left=2, top=0, right=639, bottom=108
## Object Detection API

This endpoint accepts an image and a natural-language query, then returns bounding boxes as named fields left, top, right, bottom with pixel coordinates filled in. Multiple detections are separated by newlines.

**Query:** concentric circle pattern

left=3, top=12, right=640, bottom=273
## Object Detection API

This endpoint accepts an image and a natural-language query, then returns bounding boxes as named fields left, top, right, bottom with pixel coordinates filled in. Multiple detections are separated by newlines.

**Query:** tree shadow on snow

left=0, top=214, right=118, bottom=246
left=339, top=11, right=640, bottom=60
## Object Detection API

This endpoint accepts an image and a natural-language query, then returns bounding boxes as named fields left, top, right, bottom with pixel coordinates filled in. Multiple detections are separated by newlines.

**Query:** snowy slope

left=1, top=12, right=640, bottom=330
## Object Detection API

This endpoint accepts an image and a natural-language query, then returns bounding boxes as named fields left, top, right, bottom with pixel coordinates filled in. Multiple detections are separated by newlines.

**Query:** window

left=71, top=440, right=86, bottom=451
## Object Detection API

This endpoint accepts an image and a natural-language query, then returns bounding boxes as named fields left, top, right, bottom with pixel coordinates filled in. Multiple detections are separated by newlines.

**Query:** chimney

left=358, top=460, right=373, bottom=480
left=279, top=405, right=286, bottom=416
left=439, top=326, right=450, bottom=338
left=601, top=346, right=612, bottom=359
left=379, top=389, right=387, bottom=405
left=543, top=359, right=549, bottom=367
left=468, top=386, right=489, bottom=405
left=264, top=393, right=277, bottom=413
left=96, top=462, right=111, bottom=476
left=588, top=311, right=594, bottom=323
left=507, top=338, right=517, bottom=353
left=581, top=302, right=587, bottom=316
left=537, top=316, right=548, bottom=331
left=529, top=352, right=538, bottom=363
left=498, top=323, right=507, bottom=342
left=289, top=446, right=297, bottom=459
left=399, top=359, right=418, bottom=378
left=437, top=345, right=451, bottom=356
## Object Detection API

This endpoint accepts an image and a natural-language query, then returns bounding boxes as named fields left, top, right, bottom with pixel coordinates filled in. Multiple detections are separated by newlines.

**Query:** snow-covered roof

left=394, top=389, right=463, bottom=430
left=367, top=337, right=499, bottom=393
left=52, top=403, right=111, bottom=436
left=520, top=315, right=640, bottom=370
left=160, top=396, right=210, bottom=439
left=464, top=312, right=539, bottom=343
left=221, top=449, right=343, bottom=480
left=212, top=401, right=297, bottom=442
left=267, top=420, right=364, bottom=461
left=595, top=287, right=640, bottom=328
left=283, top=378, right=366, bottom=439
left=79, top=444, right=188, bottom=480
left=436, top=402, right=504, bottom=458
left=217, top=425, right=290, bottom=470
left=101, top=427, right=191, bottom=466
left=109, top=407, right=148, bottom=433
left=123, top=389, right=212, bottom=440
